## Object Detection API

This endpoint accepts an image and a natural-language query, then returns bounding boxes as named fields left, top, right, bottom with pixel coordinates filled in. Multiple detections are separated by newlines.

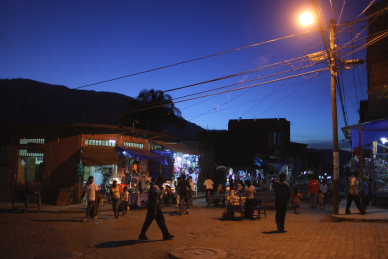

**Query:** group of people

left=175, top=175, right=195, bottom=214
left=83, top=176, right=130, bottom=221
left=83, top=175, right=175, bottom=240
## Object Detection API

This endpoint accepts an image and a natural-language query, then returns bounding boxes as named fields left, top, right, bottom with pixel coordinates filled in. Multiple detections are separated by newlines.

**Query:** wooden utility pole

left=329, top=19, right=340, bottom=215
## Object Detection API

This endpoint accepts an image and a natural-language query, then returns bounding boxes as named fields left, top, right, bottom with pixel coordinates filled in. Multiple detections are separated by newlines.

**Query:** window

left=84, top=139, right=116, bottom=147
left=18, top=149, right=44, bottom=157
left=124, top=142, right=144, bottom=149
left=19, top=138, right=45, bottom=145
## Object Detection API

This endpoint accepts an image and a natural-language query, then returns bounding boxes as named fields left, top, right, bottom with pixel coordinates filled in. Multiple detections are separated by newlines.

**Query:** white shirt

left=85, top=183, right=99, bottom=201
left=204, top=179, right=214, bottom=189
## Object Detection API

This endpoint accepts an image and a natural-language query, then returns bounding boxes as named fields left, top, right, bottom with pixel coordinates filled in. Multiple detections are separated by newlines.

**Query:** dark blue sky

left=1, top=0, right=372, bottom=148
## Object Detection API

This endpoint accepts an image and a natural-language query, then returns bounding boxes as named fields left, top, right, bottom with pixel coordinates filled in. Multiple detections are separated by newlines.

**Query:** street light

left=298, top=11, right=316, bottom=26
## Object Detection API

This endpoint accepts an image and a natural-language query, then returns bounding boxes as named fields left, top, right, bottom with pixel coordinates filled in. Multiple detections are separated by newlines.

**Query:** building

left=0, top=124, right=203, bottom=205
left=198, top=118, right=306, bottom=183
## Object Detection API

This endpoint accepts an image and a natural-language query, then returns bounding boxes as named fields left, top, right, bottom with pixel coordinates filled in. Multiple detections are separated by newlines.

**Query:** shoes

left=138, top=234, right=148, bottom=240
left=163, top=234, right=175, bottom=240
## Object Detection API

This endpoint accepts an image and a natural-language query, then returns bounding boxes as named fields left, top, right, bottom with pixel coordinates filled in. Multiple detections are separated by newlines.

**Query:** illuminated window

left=124, top=142, right=144, bottom=149
left=85, top=139, right=116, bottom=147
left=19, top=149, right=44, bottom=157
left=19, top=138, right=45, bottom=145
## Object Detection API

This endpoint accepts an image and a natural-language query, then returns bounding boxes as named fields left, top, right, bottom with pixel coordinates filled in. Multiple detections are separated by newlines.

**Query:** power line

left=357, top=0, right=377, bottom=18
left=173, top=62, right=324, bottom=101
left=163, top=53, right=319, bottom=94
left=174, top=68, right=329, bottom=104
left=73, top=30, right=315, bottom=90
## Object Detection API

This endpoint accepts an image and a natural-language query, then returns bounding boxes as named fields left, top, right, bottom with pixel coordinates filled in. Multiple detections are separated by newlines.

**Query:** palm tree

left=121, top=89, right=182, bottom=131
left=136, top=89, right=181, bottom=117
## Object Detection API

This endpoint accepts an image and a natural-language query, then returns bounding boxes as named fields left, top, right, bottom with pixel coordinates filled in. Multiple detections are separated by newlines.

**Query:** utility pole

left=329, top=18, right=340, bottom=215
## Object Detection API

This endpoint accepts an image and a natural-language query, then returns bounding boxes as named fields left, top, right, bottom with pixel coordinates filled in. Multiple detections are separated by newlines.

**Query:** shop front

left=345, top=119, right=388, bottom=207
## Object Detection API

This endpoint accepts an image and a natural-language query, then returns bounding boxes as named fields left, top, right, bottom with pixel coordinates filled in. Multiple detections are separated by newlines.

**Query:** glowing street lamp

left=298, top=11, right=316, bottom=26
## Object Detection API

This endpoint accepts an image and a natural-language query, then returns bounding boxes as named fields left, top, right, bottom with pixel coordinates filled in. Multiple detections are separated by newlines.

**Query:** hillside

left=0, top=78, right=204, bottom=139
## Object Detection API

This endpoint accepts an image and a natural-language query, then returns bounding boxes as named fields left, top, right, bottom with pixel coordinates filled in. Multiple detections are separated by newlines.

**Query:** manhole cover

left=169, top=247, right=227, bottom=259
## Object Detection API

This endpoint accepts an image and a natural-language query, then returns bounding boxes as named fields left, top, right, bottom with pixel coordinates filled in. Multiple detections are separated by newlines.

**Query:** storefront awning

left=350, top=119, right=388, bottom=149
left=115, top=146, right=169, bottom=165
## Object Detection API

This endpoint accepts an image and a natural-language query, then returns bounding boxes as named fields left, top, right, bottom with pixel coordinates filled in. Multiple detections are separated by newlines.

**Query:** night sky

left=1, top=0, right=372, bottom=149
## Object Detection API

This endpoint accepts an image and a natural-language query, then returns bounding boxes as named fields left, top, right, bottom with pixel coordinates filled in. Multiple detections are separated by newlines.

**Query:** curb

left=330, top=214, right=388, bottom=223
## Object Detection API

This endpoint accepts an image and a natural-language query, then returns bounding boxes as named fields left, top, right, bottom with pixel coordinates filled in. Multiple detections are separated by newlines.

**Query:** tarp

left=351, top=119, right=388, bottom=149
left=115, top=146, right=169, bottom=165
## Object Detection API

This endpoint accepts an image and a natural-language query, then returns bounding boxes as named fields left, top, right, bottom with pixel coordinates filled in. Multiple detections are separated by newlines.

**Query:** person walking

left=188, top=176, right=195, bottom=205
left=345, top=173, right=365, bottom=214
left=82, top=176, right=99, bottom=221
left=203, top=177, right=214, bottom=201
left=139, top=177, right=174, bottom=241
left=320, top=180, right=328, bottom=203
left=244, top=180, right=256, bottom=219
left=177, top=176, right=190, bottom=214
left=121, top=186, right=130, bottom=215
left=272, top=173, right=290, bottom=232
left=308, top=176, right=320, bottom=209
left=292, top=188, right=303, bottom=214
left=109, top=180, right=121, bottom=219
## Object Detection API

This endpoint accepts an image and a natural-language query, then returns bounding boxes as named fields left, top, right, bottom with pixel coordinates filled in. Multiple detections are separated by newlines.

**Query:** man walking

left=139, top=177, right=174, bottom=240
left=83, top=176, right=99, bottom=221
left=203, top=177, right=214, bottom=202
left=272, top=173, right=290, bottom=232
left=308, top=176, right=320, bottom=209
left=345, top=173, right=365, bottom=214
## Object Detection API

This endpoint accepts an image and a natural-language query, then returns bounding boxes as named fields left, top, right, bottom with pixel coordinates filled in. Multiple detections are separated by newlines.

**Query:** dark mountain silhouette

left=0, top=78, right=132, bottom=126
left=0, top=78, right=204, bottom=140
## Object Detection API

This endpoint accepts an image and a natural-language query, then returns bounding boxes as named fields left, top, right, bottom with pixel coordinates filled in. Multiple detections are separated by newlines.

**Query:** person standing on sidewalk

left=82, top=176, right=99, bottom=221
left=109, top=180, right=121, bottom=219
left=345, top=173, right=365, bottom=215
left=244, top=180, right=256, bottom=220
left=272, top=173, right=290, bottom=232
left=308, top=176, right=320, bottom=209
left=139, top=177, right=174, bottom=241
left=203, top=177, right=214, bottom=202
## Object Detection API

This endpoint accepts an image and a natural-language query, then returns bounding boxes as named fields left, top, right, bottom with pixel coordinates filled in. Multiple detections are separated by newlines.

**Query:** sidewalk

left=331, top=199, right=388, bottom=222
left=0, top=192, right=206, bottom=214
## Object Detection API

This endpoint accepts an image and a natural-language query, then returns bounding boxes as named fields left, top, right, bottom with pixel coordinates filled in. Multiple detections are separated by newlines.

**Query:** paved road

left=1, top=201, right=388, bottom=259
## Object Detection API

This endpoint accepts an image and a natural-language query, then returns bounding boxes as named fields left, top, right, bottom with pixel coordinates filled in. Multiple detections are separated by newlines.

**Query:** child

left=121, top=186, right=130, bottom=215
left=292, top=188, right=303, bottom=214
left=318, top=190, right=325, bottom=210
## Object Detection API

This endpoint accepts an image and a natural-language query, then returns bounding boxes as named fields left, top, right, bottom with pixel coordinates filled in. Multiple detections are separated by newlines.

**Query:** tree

left=121, top=89, right=182, bottom=131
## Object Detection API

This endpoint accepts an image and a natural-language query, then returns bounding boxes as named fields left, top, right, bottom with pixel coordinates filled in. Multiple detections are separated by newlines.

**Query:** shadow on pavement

left=262, top=231, right=287, bottom=234
left=95, top=239, right=162, bottom=248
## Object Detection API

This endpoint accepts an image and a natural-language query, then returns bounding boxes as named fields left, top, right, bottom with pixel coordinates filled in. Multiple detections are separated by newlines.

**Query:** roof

left=343, top=118, right=388, bottom=149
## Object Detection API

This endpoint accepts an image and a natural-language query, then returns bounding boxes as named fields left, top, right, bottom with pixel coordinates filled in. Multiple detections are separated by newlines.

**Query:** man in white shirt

left=83, top=176, right=99, bottom=221
left=203, top=178, right=214, bottom=201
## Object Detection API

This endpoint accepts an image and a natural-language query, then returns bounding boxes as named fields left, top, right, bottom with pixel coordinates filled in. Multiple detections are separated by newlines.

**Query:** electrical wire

left=357, top=0, right=377, bottom=18
left=73, top=30, right=315, bottom=90
left=163, top=52, right=324, bottom=94
left=174, top=68, right=329, bottom=104
left=172, top=61, right=324, bottom=101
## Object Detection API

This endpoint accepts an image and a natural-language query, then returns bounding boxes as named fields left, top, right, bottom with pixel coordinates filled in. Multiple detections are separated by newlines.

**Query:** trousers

left=275, top=197, right=288, bottom=231
left=346, top=194, right=364, bottom=214
left=140, top=205, right=170, bottom=238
